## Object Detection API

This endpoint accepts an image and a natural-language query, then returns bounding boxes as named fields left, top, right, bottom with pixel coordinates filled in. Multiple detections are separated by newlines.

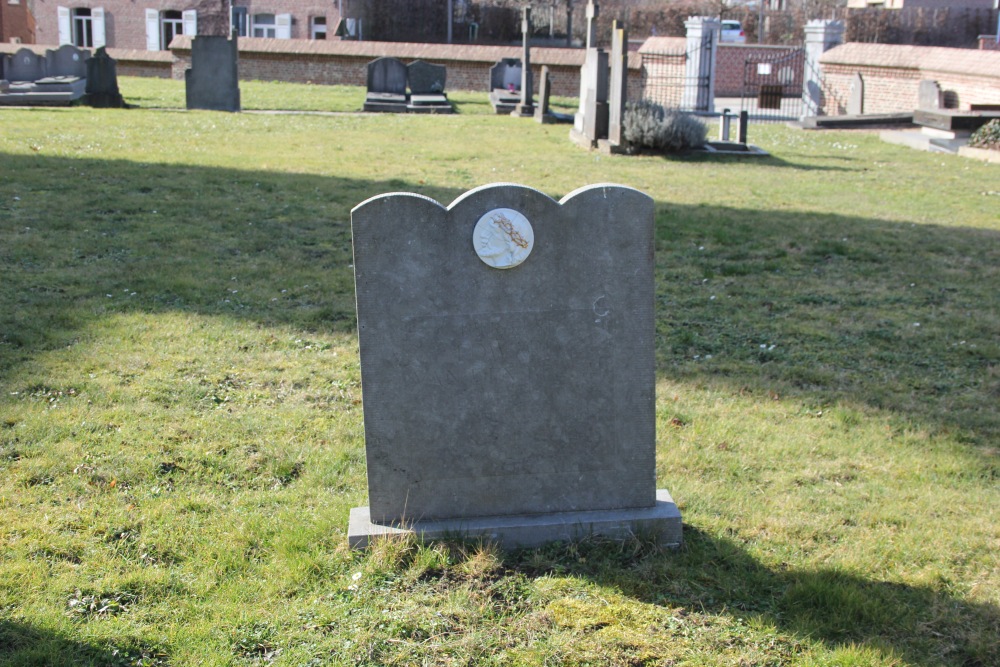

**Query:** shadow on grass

left=1, top=152, right=998, bottom=456
left=512, top=527, right=1000, bottom=667
left=0, top=620, right=167, bottom=666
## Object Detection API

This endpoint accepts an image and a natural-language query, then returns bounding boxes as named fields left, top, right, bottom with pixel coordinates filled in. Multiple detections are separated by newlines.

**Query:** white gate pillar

left=682, top=16, right=720, bottom=113
left=803, top=20, right=844, bottom=118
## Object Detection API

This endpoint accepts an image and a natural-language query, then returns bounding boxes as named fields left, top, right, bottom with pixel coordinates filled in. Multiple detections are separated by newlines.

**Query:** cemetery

left=1, top=5, right=999, bottom=665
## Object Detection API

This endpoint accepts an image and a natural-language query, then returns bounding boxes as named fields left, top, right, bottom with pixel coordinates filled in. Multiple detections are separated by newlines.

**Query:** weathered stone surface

left=490, top=58, right=522, bottom=92
left=407, top=59, right=446, bottom=94
left=6, top=48, right=45, bottom=82
left=46, top=44, right=88, bottom=79
left=85, top=47, right=125, bottom=108
left=368, top=56, right=407, bottom=96
left=847, top=72, right=864, bottom=115
left=349, top=183, right=680, bottom=549
left=185, top=35, right=240, bottom=112
left=918, top=79, right=942, bottom=110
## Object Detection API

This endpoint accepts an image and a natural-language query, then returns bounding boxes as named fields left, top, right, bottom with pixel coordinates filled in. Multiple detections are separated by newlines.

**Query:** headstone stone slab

left=407, top=60, right=446, bottom=95
left=918, top=79, right=942, bottom=111
left=85, top=47, right=126, bottom=108
left=185, top=35, right=241, bottom=112
left=367, top=57, right=407, bottom=95
left=349, top=184, right=679, bottom=548
left=490, top=58, right=522, bottom=92
left=7, top=48, right=45, bottom=82
left=46, top=44, right=89, bottom=79
left=847, top=72, right=864, bottom=116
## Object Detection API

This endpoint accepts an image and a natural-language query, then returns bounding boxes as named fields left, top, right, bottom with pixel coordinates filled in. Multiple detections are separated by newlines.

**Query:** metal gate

left=740, top=47, right=805, bottom=121
left=641, top=32, right=714, bottom=113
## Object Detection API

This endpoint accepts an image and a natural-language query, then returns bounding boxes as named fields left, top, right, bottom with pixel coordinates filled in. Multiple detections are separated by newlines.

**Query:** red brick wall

left=820, top=44, right=1000, bottom=114
left=980, top=35, right=1000, bottom=50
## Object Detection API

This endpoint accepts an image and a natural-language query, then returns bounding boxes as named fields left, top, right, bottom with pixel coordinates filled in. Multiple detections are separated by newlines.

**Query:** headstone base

left=511, top=103, right=535, bottom=117
left=569, top=127, right=597, bottom=149
left=349, top=489, right=682, bottom=550
left=597, top=138, right=630, bottom=155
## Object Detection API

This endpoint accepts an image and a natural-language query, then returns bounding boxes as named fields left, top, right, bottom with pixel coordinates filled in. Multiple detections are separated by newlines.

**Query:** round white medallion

left=473, top=208, right=534, bottom=269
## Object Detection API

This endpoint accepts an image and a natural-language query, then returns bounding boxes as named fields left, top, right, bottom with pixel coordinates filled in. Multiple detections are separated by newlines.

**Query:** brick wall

left=169, top=37, right=607, bottom=97
left=1, top=0, right=36, bottom=43
left=980, top=35, right=1000, bottom=50
left=819, top=42, right=1000, bottom=114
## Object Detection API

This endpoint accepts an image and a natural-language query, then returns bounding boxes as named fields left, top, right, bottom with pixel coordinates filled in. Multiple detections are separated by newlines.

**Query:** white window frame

left=252, top=13, right=276, bottom=38
left=62, top=5, right=104, bottom=47
left=161, top=10, right=183, bottom=49
left=310, top=16, right=326, bottom=40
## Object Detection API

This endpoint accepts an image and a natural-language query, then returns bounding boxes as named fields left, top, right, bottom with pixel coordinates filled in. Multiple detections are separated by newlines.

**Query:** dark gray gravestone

left=6, top=48, right=45, bottom=82
left=918, top=79, right=942, bottom=111
left=534, top=65, right=551, bottom=123
left=407, top=60, right=453, bottom=114
left=348, top=183, right=681, bottom=549
left=364, top=57, right=407, bottom=112
left=46, top=44, right=88, bottom=79
left=185, top=35, right=241, bottom=112
left=84, top=47, right=126, bottom=108
left=847, top=72, right=864, bottom=115
left=407, top=60, right=445, bottom=94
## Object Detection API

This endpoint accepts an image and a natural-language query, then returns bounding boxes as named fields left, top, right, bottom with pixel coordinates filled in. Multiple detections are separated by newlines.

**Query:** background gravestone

left=6, top=48, right=45, bottom=82
left=489, top=58, right=523, bottom=114
left=406, top=60, right=453, bottom=114
left=364, top=57, right=407, bottom=112
left=46, top=45, right=88, bottom=79
left=348, top=183, right=681, bottom=549
left=185, top=35, right=240, bottom=112
left=847, top=72, right=864, bottom=116
left=85, top=47, right=126, bottom=108
left=918, top=79, right=942, bottom=111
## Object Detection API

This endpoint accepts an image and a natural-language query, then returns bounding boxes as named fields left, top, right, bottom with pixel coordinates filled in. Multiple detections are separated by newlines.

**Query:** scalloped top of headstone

left=8, top=48, right=45, bottom=82
left=46, top=44, right=89, bottom=79
left=351, top=184, right=657, bottom=524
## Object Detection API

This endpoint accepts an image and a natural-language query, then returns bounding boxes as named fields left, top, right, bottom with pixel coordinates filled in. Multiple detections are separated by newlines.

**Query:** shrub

left=623, top=100, right=708, bottom=152
left=969, top=119, right=1000, bottom=151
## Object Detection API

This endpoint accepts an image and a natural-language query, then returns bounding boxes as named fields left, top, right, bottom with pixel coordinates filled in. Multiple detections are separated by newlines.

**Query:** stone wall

left=819, top=42, right=1000, bottom=114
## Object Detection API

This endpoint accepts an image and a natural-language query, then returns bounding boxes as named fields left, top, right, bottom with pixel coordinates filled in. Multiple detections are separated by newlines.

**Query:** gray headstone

left=348, top=184, right=681, bottom=549
left=85, top=47, right=125, bottom=108
left=490, top=58, right=521, bottom=92
left=46, top=44, right=89, bottom=79
left=918, top=79, right=942, bottom=111
left=7, top=48, right=45, bottom=82
left=607, top=21, right=628, bottom=145
left=185, top=35, right=241, bottom=112
left=534, top=65, right=551, bottom=120
left=407, top=60, right=446, bottom=95
left=847, top=72, right=864, bottom=115
left=367, top=57, right=407, bottom=96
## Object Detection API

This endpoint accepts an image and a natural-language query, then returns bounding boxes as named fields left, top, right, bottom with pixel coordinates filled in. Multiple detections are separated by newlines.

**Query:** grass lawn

left=0, top=79, right=998, bottom=667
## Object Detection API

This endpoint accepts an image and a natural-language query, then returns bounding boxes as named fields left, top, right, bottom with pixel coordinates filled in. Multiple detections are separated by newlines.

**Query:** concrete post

left=585, top=0, right=598, bottom=50
left=682, top=16, right=720, bottom=113
left=802, top=20, right=844, bottom=118
left=513, top=6, right=535, bottom=117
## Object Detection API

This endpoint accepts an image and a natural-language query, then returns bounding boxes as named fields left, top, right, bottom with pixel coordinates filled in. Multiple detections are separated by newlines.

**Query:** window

left=58, top=6, right=105, bottom=47
left=252, top=13, right=276, bottom=38
left=72, top=7, right=93, bottom=47
left=310, top=16, right=326, bottom=40
left=231, top=5, right=248, bottom=37
left=161, top=10, right=183, bottom=48
left=145, top=8, right=195, bottom=50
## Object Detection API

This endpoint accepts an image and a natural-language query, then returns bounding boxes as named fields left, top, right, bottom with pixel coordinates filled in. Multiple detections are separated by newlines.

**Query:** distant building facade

left=29, top=0, right=343, bottom=49
left=1, top=0, right=37, bottom=43
left=846, top=0, right=997, bottom=8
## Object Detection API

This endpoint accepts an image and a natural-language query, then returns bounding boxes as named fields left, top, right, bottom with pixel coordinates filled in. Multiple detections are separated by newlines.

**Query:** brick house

left=1, top=0, right=37, bottom=43
left=28, top=0, right=344, bottom=50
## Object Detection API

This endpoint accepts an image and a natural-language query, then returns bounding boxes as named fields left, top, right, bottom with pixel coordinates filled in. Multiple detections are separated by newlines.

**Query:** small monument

left=847, top=72, right=864, bottom=116
left=599, top=20, right=629, bottom=153
left=571, top=2, right=609, bottom=148
left=364, top=57, right=408, bottom=113
left=406, top=60, right=453, bottom=114
left=918, top=80, right=943, bottom=111
left=489, top=58, right=523, bottom=114
left=511, top=7, right=535, bottom=118
left=348, top=183, right=682, bottom=550
left=84, top=47, right=126, bottom=108
left=185, top=34, right=240, bottom=112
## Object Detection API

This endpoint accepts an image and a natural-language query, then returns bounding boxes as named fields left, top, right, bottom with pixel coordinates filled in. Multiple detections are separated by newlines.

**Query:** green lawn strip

left=0, top=100, right=997, bottom=666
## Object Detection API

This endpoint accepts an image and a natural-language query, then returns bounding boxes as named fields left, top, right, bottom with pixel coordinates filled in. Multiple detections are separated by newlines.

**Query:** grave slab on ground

left=348, top=183, right=681, bottom=550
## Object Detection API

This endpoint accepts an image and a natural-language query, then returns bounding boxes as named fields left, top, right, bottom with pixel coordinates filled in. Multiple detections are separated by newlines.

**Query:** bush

left=969, top=119, right=1000, bottom=151
left=623, top=101, right=708, bottom=152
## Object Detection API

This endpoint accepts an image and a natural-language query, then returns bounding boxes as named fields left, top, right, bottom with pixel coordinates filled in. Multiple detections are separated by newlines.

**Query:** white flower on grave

left=351, top=572, right=362, bottom=581
left=913, top=323, right=920, bottom=327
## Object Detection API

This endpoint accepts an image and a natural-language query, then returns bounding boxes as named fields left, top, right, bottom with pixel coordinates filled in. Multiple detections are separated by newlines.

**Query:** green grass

left=1, top=83, right=998, bottom=666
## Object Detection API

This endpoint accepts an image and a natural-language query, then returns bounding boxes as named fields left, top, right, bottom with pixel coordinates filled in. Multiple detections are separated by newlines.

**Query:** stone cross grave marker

left=348, top=184, right=682, bottom=549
